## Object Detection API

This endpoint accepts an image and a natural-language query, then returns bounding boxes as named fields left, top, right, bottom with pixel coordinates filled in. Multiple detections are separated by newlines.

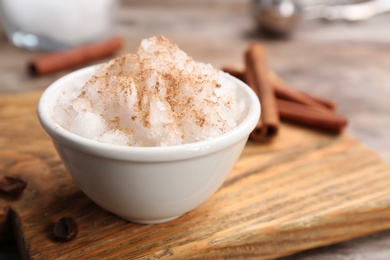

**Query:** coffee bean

left=53, top=217, right=78, bottom=242
left=0, top=175, right=27, bottom=196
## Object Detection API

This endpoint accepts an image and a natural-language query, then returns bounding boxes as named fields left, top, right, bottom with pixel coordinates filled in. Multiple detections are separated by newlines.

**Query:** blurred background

left=0, top=0, right=390, bottom=259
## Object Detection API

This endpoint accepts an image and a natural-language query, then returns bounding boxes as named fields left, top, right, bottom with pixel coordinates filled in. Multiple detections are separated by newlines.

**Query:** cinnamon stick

left=222, top=66, right=336, bottom=111
left=269, top=72, right=336, bottom=110
left=29, top=36, right=123, bottom=76
left=277, top=99, right=347, bottom=133
left=245, top=43, right=280, bottom=142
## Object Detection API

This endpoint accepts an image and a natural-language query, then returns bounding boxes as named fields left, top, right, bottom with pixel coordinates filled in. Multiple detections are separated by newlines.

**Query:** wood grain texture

left=1, top=2, right=390, bottom=257
left=1, top=92, right=390, bottom=259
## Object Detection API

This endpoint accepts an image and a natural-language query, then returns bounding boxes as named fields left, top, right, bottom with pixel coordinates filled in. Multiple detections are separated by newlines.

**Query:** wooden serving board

left=1, top=92, right=390, bottom=259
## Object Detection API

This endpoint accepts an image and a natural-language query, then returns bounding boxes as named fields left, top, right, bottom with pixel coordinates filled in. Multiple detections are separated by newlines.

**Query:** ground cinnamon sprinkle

left=54, top=36, right=245, bottom=146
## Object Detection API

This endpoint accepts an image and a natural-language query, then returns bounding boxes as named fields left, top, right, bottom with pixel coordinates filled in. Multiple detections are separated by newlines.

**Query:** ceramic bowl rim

left=37, top=65, right=261, bottom=162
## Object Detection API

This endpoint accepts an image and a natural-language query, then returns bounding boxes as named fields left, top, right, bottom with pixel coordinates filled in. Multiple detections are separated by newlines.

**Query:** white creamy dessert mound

left=54, top=36, right=245, bottom=146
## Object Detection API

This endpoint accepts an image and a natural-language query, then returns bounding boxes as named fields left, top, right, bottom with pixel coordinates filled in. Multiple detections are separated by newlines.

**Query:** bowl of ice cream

left=37, top=36, right=260, bottom=224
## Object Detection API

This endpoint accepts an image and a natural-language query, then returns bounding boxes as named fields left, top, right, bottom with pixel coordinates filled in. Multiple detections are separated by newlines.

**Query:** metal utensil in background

left=252, top=0, right=390, bottom=36
left=252, top=0, right=302, bottom=36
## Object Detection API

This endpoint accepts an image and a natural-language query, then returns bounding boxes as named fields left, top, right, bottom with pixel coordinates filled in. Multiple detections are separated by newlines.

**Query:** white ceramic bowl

left=37, top=65, right=260, bottom=224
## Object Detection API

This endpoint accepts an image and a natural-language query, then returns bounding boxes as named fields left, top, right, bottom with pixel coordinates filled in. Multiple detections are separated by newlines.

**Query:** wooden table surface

left=1, top=0, right=390, bottom=259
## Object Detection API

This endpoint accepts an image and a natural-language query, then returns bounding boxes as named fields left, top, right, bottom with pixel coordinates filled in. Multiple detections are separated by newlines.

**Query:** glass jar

left=0, top=0, right=118, bottom=50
